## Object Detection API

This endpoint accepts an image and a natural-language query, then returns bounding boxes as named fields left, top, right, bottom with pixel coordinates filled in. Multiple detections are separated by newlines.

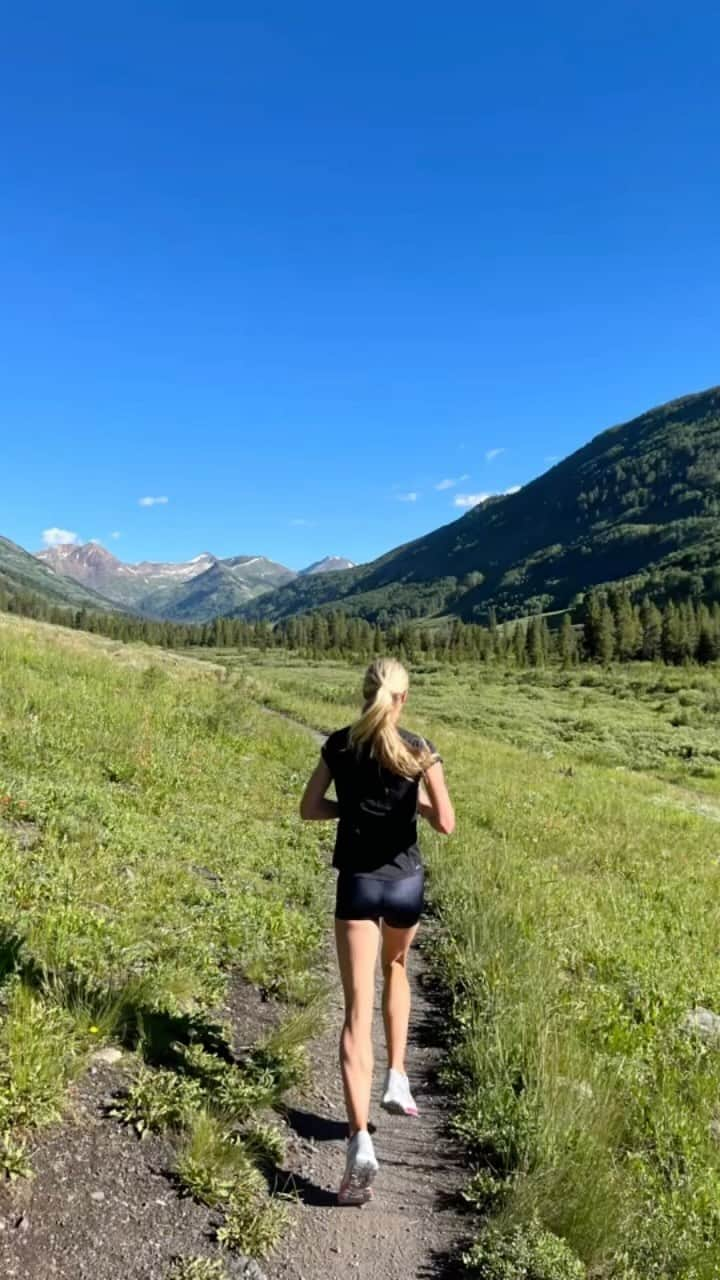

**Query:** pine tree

left=614, top=592, right=641, bottom=661
left=639, top=597, right=662, bottom=661
left=597, top=605, right=616, bottom=665
left=558, top=614, right=579, bottom=666
left=661, top=602, right=684, bottom=664
left=582, top=590, right=603, bottom=659
left=696, top=603, right=718, bottom=663
left=526, top=614, right=547, bottom=666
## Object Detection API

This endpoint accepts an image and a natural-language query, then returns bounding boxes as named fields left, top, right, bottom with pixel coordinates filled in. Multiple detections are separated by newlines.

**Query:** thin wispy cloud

left=453, top=492, right=491, bottom=509
left=110, top=531, right=122, bottom=539
left=397, top=491, right=418, bottom=502
left=453, top=483, right=521, bottom=510
left=138, top=496, right=169, bottom=507
left=435, top=474, right=469, bottom=491
left=290, top=518, right=315, bottom=527
left=42, top=527, right=80, bottom=547
left=485, top=448, right=505, bottom=462
left=544, top=455, right=560, bottom=464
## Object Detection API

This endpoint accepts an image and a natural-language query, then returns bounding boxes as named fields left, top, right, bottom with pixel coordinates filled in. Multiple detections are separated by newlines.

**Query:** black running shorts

left=334, top=867, right=425, bottom=928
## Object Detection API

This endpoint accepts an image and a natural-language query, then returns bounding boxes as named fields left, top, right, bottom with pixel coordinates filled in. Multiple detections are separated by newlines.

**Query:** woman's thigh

left=380, top=919, right=419, bottom=970
left=334, top=918, right=380, bottom=1020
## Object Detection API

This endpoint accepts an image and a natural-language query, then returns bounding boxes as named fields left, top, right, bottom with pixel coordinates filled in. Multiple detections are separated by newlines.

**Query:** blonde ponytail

left=349, top=658, right=436, bottom=778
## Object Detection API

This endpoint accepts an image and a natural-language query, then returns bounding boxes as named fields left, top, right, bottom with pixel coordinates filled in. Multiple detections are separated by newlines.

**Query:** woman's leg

left=380, top=920, right=419, bottom=1073
left=335, top=917, right=380, bottom=1134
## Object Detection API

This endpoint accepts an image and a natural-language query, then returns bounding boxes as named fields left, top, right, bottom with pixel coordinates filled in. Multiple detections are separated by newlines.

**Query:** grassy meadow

left=0, top=615, right=329, bottom=1261
left=3, top=616, right=720, bottom=1277
left=224, top=651, right=720, bottom=1279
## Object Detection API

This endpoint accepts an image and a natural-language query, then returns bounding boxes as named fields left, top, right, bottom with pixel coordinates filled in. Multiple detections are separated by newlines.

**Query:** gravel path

left=267, top=932, right=468, bottom=1280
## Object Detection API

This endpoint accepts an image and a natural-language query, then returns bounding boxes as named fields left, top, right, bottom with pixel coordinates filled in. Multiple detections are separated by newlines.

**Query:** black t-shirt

left=321, top=725, right=440, bottom=880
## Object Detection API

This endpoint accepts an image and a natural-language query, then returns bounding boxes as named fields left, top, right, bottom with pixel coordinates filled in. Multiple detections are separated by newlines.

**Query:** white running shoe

left=337, top=1129, right=378, bottom=1206
left=381, top=1068, right=419, bottom=1117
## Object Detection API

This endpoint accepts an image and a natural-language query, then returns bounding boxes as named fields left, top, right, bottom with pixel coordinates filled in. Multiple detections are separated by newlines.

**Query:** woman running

left=300, top=657, right=455, bottom=1205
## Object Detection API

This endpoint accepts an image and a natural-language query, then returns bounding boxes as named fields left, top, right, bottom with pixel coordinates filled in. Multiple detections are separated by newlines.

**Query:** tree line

left=2, top=580, right=719, bottom=667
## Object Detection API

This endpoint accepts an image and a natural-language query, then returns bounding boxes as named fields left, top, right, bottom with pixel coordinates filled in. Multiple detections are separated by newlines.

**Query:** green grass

left=208, top=649, right=720, bottom=794
left=0, top=615, right=329, bottom=1255
left=228, top=650, right=720, bottom=1279
left=166, top=1259, right=230, bottom=1280
left=5, top=615, right=720, bottom=1274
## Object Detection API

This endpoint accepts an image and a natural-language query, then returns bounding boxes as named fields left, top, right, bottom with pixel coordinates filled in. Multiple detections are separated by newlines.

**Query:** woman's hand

left=418, top=779, right=433, bottom=817
left=300, top=758, right=340, bottom=821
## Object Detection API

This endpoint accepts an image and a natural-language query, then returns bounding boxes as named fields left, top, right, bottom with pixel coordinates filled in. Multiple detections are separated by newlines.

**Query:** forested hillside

left=240, top=386, right=720, bottom=624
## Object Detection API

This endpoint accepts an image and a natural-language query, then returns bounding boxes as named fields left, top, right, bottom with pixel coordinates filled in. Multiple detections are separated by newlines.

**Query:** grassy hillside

left=0, top=536, right=115, bottom=612
left=241, top=386, right=720, bottom=625
left=239, top=653, right=720, bottom=1278
left=0, top=615, right=329, bottom=1261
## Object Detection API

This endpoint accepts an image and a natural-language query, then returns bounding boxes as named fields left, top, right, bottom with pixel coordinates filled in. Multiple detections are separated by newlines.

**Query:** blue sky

left=3, top=2, right=719, bottom=571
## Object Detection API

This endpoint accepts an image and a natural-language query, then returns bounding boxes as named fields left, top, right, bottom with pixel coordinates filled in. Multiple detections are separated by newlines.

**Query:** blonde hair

left=349, top=658, right=436, bottom=778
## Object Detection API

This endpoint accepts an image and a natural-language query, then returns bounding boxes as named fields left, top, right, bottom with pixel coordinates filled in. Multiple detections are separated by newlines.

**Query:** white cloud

left=486, top=448, right=505, bottom=462
left=435, top=474, right=469, bottom=491
left=138, top=496, right=169, bottom=507
left=453, top=484, right=521, bottom=510
left=544, top=455, right=560, bottom=464
left=397, top=491, right=418, bottom=502
left=453, top=492, right=491, bottom=509
left=42, top=527, right=80, bottom=547
left=110, top=531, right=122, bottom=539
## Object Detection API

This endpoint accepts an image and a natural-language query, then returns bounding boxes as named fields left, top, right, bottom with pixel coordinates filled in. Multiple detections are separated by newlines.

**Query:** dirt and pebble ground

left=0, top=941, right=469, bottom=1280
left=266, top=935, right=469, bottom=1280
left=0, top=981, right=273, bottom=1280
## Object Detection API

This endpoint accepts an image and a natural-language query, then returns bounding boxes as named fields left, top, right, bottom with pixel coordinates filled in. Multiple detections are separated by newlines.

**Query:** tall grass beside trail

left=0, top=618, right=330, bottom=1254
left=216, top=650, right=720, bottom=797
left=242, top=654, right=720, bottom=1278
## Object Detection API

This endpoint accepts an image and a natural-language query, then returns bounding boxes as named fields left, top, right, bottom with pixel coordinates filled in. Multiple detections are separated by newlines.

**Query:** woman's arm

left=418, top=761, right=455, bottom=835
left=299, top=758, right=340, bottom=821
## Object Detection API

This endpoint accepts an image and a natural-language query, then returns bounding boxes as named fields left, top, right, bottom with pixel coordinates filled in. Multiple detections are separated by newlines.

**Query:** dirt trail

left=268, top=936, right=467, bottom=1280
left=264, top=708, right=468, bottom=1280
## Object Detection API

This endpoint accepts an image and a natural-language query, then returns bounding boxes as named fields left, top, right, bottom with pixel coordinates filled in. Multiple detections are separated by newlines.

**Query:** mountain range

left=0, top=535, right=114, bottom=612
left=2, top=386, right=718, bottom=628
left=33, top=545, right=356, bottom=621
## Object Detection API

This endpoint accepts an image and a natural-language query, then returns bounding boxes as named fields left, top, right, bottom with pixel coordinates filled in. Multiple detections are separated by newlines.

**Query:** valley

left=7, top=385, right=718, bottom=630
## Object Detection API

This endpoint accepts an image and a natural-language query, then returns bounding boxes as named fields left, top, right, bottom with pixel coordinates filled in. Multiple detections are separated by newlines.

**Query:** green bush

left=462, top=1217, right=586, bottom=1279
left=109, top=1067, right=205, bottom=1136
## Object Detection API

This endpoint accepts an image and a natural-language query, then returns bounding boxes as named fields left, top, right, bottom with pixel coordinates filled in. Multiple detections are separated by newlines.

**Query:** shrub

left=175, top=1110, right=264, bottom=1209
left=109, top=1067, right=205, bottom=1136
left=0, top=1130, right=32, bottom=1182
left=217, top=1193, right=288, bottom=1260
left=166, top=1259, right=229, bottom=1280
left=461, top=1217, right=586, bottom=1279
